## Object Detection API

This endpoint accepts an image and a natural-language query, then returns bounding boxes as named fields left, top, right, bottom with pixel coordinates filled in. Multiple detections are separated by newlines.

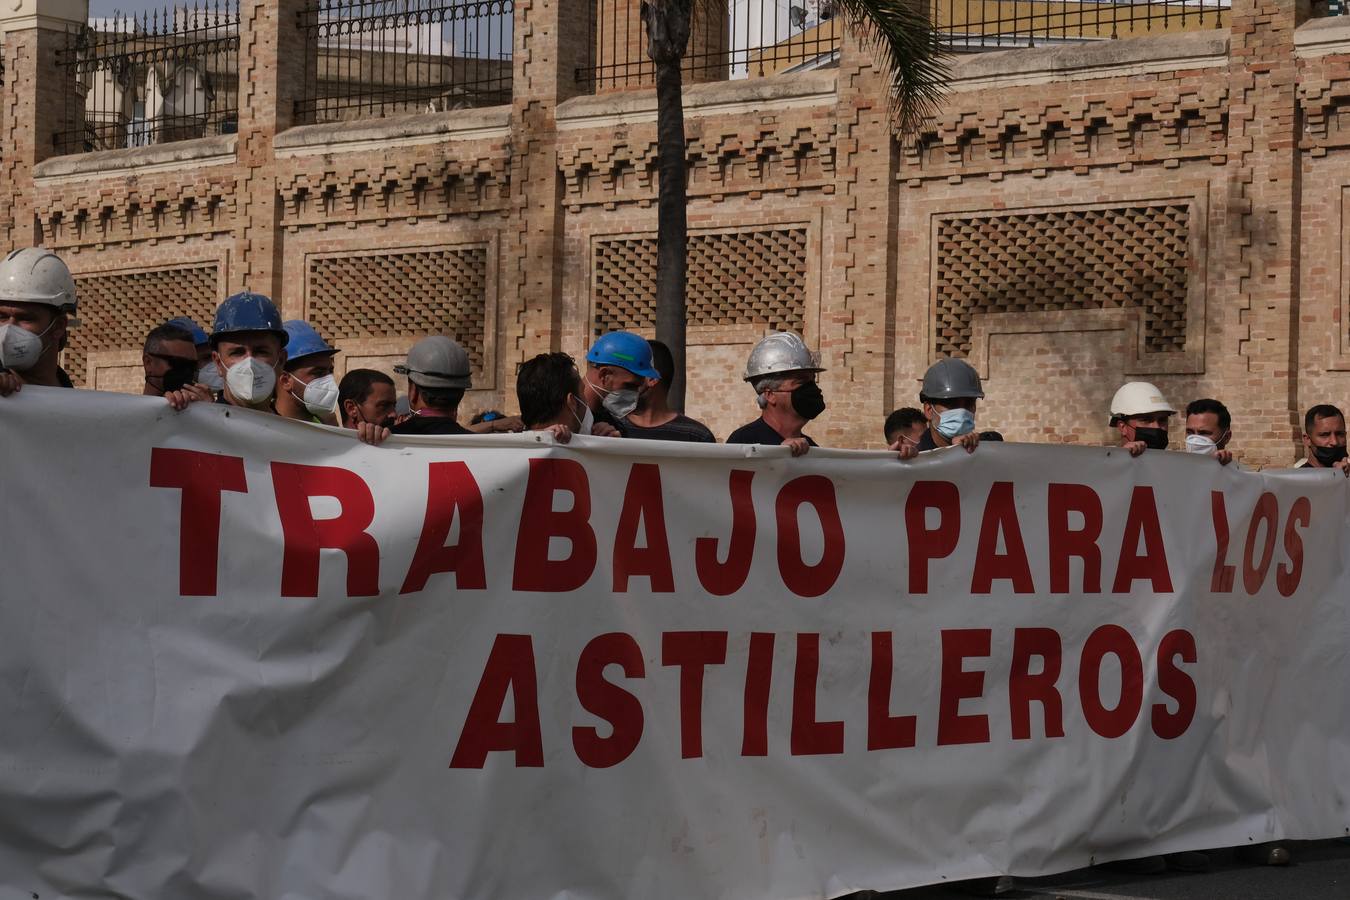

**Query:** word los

left=149, top=449, right=1311, bottom=598
left=449, top=625, right=1197, bottom=768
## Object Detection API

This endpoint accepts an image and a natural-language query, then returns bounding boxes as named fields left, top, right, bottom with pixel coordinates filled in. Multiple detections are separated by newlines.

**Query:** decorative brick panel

left=307, top=247, right=489, bottom=377
left=593, top=227, right=808, bottom=334
left=67, top=264, right=220, bottom=385
left=934, top=204, right=1191, bottom=357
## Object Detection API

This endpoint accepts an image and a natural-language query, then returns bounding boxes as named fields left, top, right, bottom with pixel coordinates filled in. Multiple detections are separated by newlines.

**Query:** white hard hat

left=1110, top=381, right=1176, bottom=420
left=744, top=332, right=824, bottom=382
left=0, top=248, right=76, bottom=312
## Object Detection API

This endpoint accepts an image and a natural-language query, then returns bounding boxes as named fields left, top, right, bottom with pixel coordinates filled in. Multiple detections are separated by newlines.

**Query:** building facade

left=0, top=0, right=1343, bottom=465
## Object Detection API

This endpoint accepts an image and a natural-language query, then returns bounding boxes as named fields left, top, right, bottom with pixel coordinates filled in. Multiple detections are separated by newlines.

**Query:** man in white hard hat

left=1109, top=382, right=1176, bottom=457
left=727, top=332, right=825, bottom=456
left=0, top=248, right=79, bottom=397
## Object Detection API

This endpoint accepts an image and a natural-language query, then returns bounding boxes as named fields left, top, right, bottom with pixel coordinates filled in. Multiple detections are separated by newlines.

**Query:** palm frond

left=827, top=0, right=950, bottom=138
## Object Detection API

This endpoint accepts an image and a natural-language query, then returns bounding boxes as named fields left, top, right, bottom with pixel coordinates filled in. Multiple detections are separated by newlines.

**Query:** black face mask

left=1313, top=444, right=1348, bottom=467
left=148, top=358, right=198, bottom=394
left=790, top=381, right=826, bottom=421
left=1133, top=426, right=1169, bottom=451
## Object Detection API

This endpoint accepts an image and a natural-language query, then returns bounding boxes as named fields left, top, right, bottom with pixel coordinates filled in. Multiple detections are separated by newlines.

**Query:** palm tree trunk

left=643, top=0, right=691, bottom=411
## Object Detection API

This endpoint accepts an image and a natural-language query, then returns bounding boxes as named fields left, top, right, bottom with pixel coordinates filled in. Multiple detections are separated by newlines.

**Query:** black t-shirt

left=619, top=414, right=716, bottom=443
left=56, top=367, right=74, bottom=388
left=726, top=417, right=817, bottom=447
left=916, top=429, right=938, bottom=451
left=390, top=415, right=473, bottom=436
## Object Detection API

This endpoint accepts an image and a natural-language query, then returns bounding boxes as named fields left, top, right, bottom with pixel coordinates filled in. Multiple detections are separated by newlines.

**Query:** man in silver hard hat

left=390, top=336, right=475, bottom=436
left=0, top=248, right=79, bottom=397
left=1109, top=381, right=1175, bottom=457
left=915, top=358, right=983, bottom=454
left=727, top=332, right=825, bottom=456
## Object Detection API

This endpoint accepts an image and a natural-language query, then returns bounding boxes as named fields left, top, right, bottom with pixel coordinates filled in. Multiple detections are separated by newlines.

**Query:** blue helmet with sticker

left=282, top=320, right=338, bottom=364
left=585, top=331, right=660, bottom=380
left=211, top=291, right=288, bottom=347
left=165, top=316, right=209, bottom=347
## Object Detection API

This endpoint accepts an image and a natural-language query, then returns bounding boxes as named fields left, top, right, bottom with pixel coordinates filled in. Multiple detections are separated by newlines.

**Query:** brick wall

left=6, top=0, right=1345, bottom=466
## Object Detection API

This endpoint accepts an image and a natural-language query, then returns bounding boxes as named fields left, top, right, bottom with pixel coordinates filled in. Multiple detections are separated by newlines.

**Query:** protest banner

left=1, top=387, right=1348, bottom=899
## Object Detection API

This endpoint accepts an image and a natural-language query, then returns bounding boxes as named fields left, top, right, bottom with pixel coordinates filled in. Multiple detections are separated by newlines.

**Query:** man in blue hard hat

left=580, top=331, right=658, bottom=438
left=275, top=320, right=340, bottom=425
left=209, top=291, right=289, bottom=413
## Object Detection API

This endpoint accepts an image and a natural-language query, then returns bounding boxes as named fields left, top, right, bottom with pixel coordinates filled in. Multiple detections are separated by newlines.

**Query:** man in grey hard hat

left=390, top=336, right=475, bottom=436
left=727, top=332, right=825, bottom=456
left=915, top=358, right=983, bottom=454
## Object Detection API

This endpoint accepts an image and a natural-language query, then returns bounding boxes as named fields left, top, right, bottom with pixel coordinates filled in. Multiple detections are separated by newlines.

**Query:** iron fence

left=578, top=0, right=1227, bottom=91
left=297, top=0, right=514, bottom=125
left=56, top=3, right=240, bottom=155
left=939, top=0, right=1227, bottom=50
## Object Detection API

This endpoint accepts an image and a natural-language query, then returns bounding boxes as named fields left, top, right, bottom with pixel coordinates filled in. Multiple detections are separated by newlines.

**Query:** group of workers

left=1, top=245, right=1340, bottom=891
left=1, top=245, right=1345, bottom=475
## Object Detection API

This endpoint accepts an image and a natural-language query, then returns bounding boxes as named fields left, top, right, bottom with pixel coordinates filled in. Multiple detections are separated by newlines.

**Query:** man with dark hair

left=142, top=323, right=199, bottom=398
left=1297, top=404, right=1349, bottom=472
left=621, top=339, right=715, bottom=442
left=516, top=351, right=583, bottom=442
left=339, top=369, right=396, bottom=429
left=884, top=407, right=927, bottom=448
left=1184, top=398, right=1234, bottom=465
left=390, top=336, right=474, bottom=436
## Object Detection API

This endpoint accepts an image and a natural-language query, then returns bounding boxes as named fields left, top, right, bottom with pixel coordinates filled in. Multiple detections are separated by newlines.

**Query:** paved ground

left=880, top=840, right=1350, bottom=900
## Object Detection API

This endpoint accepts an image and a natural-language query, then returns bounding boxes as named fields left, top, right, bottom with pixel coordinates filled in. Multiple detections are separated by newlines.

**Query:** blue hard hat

left=585, top=331, right=660, bottom=380
left=211, top=291, right=288, bottom=347
left=165, top=316, right=209, bottom=347
left=282, top=320, right=338, bottom=363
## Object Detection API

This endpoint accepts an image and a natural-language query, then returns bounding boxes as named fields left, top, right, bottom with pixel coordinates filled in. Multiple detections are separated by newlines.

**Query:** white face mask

left=0, top=321, right=52, bottom=371
left=570, top=395, right=594, bottom=435
left=225, top=356, right=278, bottom=405
left=290, top=372, right=339, bottom=417
left=1185, top=433, right=1223, bottom=455
left=197, top=362, right=225, bottom=392
left=590, top=377, right=639, bottom=419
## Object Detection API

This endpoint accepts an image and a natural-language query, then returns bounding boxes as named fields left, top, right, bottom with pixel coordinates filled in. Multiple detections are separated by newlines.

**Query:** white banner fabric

left=2, top=387, right=1349, bottom=900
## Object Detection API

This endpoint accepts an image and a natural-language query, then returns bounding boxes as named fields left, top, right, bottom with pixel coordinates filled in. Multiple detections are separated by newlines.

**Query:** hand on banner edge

left=356, top=422, right=391, bottom=446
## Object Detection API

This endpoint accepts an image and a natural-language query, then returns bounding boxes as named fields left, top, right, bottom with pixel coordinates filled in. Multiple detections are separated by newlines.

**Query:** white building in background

left=728, top=0, right=833, bottom=78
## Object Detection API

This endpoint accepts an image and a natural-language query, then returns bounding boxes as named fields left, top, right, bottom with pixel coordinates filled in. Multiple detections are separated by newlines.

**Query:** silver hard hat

left=743, top=332, right=824, bottom=382
left=396, top=336, right=472, bottom=389
left=921, top=358, right=984, bottom=400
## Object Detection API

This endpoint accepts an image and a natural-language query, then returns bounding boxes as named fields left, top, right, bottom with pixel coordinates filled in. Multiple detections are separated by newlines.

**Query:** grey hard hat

left=396, top=336, right=472, bottom=389
left=921, top=357, right=984, bottom=400
left=743, top=332, right=824, bottom=382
